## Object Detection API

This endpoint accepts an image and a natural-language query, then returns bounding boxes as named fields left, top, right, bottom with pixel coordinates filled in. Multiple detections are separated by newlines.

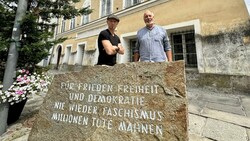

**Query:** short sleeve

left=99, top=31, right=109, bottom=41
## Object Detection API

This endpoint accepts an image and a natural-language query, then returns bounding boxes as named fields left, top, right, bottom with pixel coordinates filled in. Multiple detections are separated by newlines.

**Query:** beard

left=145, top=21, right=154, bottom=28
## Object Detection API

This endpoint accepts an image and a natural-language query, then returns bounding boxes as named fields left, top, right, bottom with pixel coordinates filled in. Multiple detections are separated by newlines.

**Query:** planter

left=7, top=99, right=27, bottom=125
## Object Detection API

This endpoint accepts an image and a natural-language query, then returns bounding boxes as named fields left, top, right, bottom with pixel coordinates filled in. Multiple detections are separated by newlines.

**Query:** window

left=124, top=0, right=141, bottom=8
left=64, top=46, right=71, bottom=64
left=82, top=0, right=90, bottom=25
left=61, top=19, right=65, bottom=32
left=70, top=17, right=75, bottom=30
left=129, top=39, right=137, bottom=62
left=55, top=19, right=59, bottom=35
left=82, top=14, right=89, bottom=25
left=101, top=0, right=112, bottom=17
left=171, top=31, right=197, bottom=67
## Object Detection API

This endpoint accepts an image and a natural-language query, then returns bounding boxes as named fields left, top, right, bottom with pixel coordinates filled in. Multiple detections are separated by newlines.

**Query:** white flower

left=0, top=69, right=53, bottom=104
left=1, top=95, right=6, bottom=99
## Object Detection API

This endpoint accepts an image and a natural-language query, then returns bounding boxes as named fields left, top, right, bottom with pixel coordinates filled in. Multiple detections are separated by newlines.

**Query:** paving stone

left=188, top=99, right=206, bottom=114
left=241, top=96, right=250, bottom=117
left=0, top=127, right=30, bottom=141
left=202, top=118, right=248, bottom=141
left=188, top=104, right=201, bottom=115
left=197, top=94, right=241, bottom=106
left=189, top=134, right=214, bottom=141
left=188, top=114, right=207, bottom=135
left=187, top=90, right=200, bottom=101
left=246, top=128, right=250, bottom=141
left=201, top=108, right=250, bottom=128
left=206, top=102, right=245, bottom=115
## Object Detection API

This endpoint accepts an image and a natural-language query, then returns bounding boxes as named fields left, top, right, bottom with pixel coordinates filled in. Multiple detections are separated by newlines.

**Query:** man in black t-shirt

left=97, top=14, right=124, bottom=66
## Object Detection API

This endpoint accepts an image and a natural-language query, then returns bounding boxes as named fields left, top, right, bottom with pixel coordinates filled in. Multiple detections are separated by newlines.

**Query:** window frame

left=81, top=0, right=91, bottom=25
left=123, top=0, right=142, bottom=8
left=61, top=19, right=66, bottom=33
left=69, top=17, right=76, bottom=30
left=100, top=0, right=113, bottom=17
left=171, top=30, right=197, bottom=67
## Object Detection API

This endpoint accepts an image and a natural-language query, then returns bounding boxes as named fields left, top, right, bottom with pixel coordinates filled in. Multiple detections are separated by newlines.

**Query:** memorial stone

left=29, top=61, right=188, bottom=141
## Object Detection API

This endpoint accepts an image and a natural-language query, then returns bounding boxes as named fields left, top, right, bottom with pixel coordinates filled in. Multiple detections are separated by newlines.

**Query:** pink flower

left=21, top=69, right=26, bottom=73
left=16, top=77, right=23, bottom=82
left=23, top=75, right=27, bottom=80
left=15, top=90, right=24, bottom=95
left=25, top=79, right=31, bottom=84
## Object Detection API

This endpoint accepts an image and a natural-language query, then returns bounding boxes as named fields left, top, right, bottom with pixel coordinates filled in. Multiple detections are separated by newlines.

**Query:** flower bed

left=0, top=69, right=53, bottom=105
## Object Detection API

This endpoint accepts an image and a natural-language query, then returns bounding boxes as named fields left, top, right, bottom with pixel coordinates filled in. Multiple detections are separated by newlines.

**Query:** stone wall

left=200, top=21, right=250, bottom=76
left=186, top=69, right=250, bottom=94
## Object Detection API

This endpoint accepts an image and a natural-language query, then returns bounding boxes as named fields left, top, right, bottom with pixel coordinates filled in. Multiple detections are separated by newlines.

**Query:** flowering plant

left=0, top=69, right=53, bottom=105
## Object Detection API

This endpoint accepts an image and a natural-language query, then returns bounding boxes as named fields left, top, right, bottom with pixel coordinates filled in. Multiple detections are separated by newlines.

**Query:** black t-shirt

left=97, top=29, right=121, bottom=66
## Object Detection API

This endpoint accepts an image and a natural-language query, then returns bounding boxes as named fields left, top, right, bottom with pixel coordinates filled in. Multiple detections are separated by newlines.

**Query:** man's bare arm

left=133, top=52, right=140, bottom=62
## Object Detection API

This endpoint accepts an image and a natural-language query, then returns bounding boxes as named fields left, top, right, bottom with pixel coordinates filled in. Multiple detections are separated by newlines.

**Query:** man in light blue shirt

left=134, top=10, right=172, bottom=62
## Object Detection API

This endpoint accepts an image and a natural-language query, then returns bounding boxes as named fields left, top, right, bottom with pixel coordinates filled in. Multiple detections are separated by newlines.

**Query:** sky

left=244, top=0, right=250, bottom=15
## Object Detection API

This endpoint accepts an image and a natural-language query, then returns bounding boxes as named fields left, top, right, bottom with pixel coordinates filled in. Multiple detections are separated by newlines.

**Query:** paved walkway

left=188, top=88, right=250, bottom=141
left=0, top=87, right=249, bottom=141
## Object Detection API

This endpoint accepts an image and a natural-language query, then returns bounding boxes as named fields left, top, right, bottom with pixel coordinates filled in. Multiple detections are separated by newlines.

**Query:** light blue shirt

left=135, top=25, right=171, bottom=62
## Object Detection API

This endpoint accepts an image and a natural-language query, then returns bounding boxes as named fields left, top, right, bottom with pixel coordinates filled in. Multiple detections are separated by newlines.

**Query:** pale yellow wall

left=55, top=0, right=250, bottom=58
left=74, top=0, right=83, bottom=8
left=116, top=11, right=145, bottom=35
left=90, top=0, right=99, bottom=20
left=113, top=0, right=123, bottom=13
left=57, top=0, right=250, bottom=42
left=75, top=0, right=83, bottom=27
left=59, top=32, right=77, bottom=54
left=76, top=36, right=97, bottom=51
left=57, top=0, right=134, bottom=51
left=116, top=0, right=249, bottom=36
left=133, top=0, right=248, bottom=35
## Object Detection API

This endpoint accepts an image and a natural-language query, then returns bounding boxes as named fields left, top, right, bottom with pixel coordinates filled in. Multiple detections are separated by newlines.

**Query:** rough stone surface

left=201, top=24, right=250, bottom=76
left=185, top=69, right=250, bottom=94
left=28, top=61, right=188, bottom=141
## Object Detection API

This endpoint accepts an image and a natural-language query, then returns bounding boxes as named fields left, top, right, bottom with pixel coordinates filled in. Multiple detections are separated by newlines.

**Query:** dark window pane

left=174, top=45, right=183, bottom=53
left=185, top=33, right=195, bottom=43
left=186, top=44, right=196, bottom=53
left=133, top=0, right=139, bottom=4
left=175, top=55, right=183, bottom=61
left=187, top=54, right=197, bottom=65
left=173, top=35, right=182, bottom=44
left=107, top=0, right=111, bottom=15
left=130, top=40, right=137, bottom=62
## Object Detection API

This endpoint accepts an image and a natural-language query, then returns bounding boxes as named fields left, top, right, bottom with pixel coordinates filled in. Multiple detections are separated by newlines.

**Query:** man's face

left=107, top=19, right=119, bottom=30
left=144, top=12, right=154, bottom=27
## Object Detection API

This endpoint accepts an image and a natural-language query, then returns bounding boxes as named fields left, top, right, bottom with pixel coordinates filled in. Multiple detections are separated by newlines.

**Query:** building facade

left=50, top=0, right=250, bottom=78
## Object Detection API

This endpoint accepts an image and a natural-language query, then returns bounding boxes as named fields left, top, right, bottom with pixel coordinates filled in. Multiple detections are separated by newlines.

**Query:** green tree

left=0, top=0, right=92, bottom=72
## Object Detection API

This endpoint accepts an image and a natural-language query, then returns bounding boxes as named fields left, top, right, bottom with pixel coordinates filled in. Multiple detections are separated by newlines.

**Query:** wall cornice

left=55, top=0, right=170, bottom=39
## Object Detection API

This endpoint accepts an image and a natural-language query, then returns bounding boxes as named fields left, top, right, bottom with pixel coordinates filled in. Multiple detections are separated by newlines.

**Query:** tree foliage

left=0, top=0, right=92, bottom=71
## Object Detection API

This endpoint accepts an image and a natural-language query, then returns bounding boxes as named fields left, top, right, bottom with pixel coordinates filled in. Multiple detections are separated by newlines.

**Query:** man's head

left=107, top=14, right=120, bottom=22
left=143, top=10, right=154, bottom=29
left=107, top=14, right=120, bottom=31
